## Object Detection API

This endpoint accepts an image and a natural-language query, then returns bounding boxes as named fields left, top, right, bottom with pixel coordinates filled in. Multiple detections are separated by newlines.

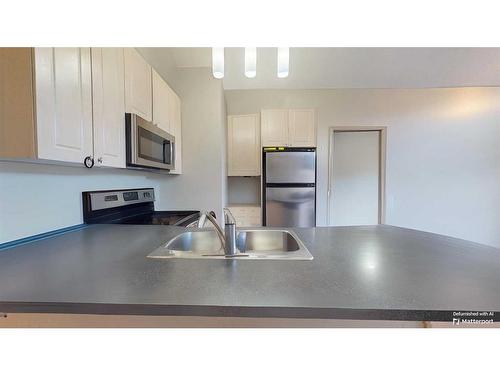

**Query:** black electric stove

left=82, top=188, right=201, bottom=227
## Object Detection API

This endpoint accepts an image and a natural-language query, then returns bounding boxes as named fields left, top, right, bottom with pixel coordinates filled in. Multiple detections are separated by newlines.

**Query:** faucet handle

left=223, top=208, right=236, bottom=226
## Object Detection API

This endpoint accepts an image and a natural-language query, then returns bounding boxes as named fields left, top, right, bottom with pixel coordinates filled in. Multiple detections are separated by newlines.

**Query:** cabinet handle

left=84, top=156, right=94, bottom=168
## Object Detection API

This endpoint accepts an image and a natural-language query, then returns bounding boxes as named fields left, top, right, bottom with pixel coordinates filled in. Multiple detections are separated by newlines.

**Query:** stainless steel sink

left=236, top=230, right=311, bottom=259
left=147, top=229, right=313, bottom=260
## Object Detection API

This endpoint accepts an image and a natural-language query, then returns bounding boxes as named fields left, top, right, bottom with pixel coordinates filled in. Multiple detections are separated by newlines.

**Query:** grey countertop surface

left=0, top=224, right=499, bottom=321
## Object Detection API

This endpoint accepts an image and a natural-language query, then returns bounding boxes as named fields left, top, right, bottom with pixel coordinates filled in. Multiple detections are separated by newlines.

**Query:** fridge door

left=265, top=187, right=316, bottom=227
left=265, top=151, right=316, bottom=184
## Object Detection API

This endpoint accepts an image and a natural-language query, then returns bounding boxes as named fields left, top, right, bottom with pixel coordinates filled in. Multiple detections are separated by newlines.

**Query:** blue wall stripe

left=0, top=224, right=88, bottom=251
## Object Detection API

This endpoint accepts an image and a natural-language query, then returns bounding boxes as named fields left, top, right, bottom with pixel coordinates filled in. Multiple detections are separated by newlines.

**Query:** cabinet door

left=288, top=109, right=316, bottom=147
left=35, top=48, right=93, bottom=163
left=228, top=206, right=261, bottom=227
left=228, top=114, right=261, bottom=176
left=169, top=90, right=183, bottom=174
left=152, top=69, right=171, bottom=133
left=261, top=109, right=288, bottom=147
left=0, top=48, right=36, bottom=159
left=246, top=206, right=262, bottom=227
left=124, top=48, right=152, bottom=121
left=238, top=206, right=261, bottom=227
left=91, top=48, right=126, bottom=168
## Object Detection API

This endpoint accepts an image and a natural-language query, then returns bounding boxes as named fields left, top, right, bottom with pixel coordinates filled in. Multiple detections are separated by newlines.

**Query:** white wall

left=136, top=48, right=179, bottom=92
left=154, top=67, right=227, bottom=223
left=225, top=88, right=500, bottom=248
left=221, top=48, right=500, bottom=90
left=0, top=162, right=164, bottom=243
left=221, top=84, right=228, bottom=209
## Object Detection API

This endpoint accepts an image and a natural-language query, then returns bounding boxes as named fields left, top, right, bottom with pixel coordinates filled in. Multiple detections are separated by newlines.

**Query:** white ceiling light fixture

left=277, top=47, right=289, bottom=78
left=244, top=47, right=257, bottom=78
left=212, top=47, right=224, bottom=79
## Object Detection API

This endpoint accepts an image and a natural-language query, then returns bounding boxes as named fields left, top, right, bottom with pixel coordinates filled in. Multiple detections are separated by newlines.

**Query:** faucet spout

left=198, top=211, right=226, bottom=251
left=198, top=209, right=237, bottom=256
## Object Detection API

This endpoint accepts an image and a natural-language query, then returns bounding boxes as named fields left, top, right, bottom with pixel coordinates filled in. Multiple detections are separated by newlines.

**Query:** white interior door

left=329, top=131, right=380, bottom=226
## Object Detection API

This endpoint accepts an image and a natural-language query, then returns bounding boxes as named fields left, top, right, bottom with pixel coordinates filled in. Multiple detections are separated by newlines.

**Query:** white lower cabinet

left=35, top=48, right=94, bottom=163
left=91, top=48, right=126, bottom=168
left=228, top=205, right=261, bottom=227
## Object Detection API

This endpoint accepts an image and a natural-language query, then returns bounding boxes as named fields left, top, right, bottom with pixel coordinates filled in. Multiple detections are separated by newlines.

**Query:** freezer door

left=265, top=187, right=316, bottom=227
left=265, top=151, right=316, bottom=183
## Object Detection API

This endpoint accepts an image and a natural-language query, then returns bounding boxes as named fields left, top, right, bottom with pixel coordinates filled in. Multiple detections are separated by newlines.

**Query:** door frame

left=327, top=126, right=387, bottom=225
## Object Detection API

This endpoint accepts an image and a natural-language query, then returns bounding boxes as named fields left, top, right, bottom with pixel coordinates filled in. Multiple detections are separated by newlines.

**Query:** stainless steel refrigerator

left=263, top=148, right=316, bottom=227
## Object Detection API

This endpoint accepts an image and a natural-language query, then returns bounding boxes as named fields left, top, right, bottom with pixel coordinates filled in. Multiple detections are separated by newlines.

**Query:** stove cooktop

left=118, top=211, right=201, bottom=226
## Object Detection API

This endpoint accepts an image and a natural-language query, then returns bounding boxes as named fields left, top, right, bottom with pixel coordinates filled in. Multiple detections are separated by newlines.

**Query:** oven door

left=126, top=113, right=175, bottom=170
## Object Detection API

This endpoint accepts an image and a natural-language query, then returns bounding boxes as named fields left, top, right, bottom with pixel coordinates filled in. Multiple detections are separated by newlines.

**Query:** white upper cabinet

left=261, top=108, right=316, bottom=147
left=124, top=48, right=152, bottom=121
left=35, top=48, right=93, bottom=163
left=1, top=47, right=180, bottom=173
left=152, top=69, right=171, bottom=133
left=91, top=48, right=126, bottom=168
left=288, top=109, right=316, bottom=147
left=167, top=85, right=177, bottom=133
left=261, top=109, right=288, bottom=147
left=228, top=114, right=261, bottom=176
left=134, top=62, right=183, bottom=174
left=169, top=89, right=183, bottom=174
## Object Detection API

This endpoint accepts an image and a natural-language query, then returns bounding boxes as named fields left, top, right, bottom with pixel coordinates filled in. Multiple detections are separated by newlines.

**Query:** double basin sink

left=147, top=229, right=313, bottom=260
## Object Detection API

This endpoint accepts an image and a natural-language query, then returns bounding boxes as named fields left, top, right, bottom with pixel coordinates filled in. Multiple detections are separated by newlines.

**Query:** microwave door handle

left=162, top=140, right=168, bottom=163
left=162, top=140, right=174, bottom=167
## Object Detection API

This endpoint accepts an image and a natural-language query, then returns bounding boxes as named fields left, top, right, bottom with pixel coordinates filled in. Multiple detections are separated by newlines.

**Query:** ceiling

left=167, top=47, right=500, bottom=90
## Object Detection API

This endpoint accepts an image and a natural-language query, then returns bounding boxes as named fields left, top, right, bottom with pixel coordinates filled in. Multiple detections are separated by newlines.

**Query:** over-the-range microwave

left=125, top=113, right=175, bottom=171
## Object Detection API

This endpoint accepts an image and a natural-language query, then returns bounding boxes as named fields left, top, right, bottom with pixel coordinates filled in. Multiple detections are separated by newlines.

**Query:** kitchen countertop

left=0, top=224, right=499, bottom=321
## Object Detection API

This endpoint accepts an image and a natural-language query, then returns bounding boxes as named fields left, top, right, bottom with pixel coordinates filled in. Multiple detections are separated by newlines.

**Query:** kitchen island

left=0, top=224, right=499, bottom=327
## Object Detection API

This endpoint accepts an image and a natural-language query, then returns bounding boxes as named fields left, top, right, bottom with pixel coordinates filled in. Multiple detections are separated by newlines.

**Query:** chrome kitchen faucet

left=198, top=208, right=237, bottom=256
